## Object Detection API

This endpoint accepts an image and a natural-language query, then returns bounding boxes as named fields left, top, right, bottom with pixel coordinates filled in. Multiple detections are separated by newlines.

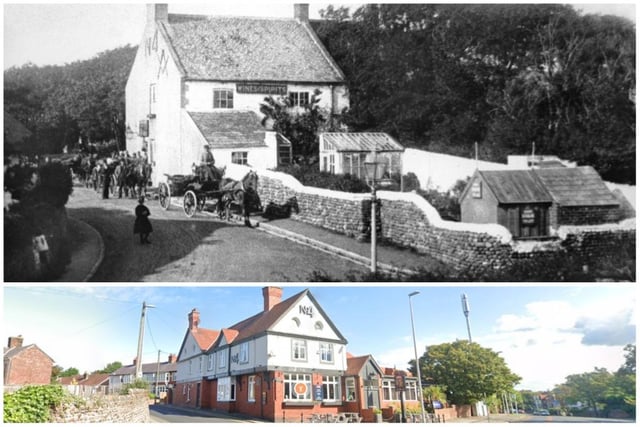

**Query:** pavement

left=59, top=212, right=431, bottom=282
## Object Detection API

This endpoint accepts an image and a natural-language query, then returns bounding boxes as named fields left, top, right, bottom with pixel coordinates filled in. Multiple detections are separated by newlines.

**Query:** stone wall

left=558, top=205, right=622, bottom=226
left=50, top=389, right=150, bottom=423
left=254, top=167, right=635, bottom=275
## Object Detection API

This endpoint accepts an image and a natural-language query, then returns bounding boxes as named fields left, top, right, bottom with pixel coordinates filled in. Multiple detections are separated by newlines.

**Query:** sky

left=3, top=285, right=635, bottom=391
left=3, top=2, right=637, bottom=70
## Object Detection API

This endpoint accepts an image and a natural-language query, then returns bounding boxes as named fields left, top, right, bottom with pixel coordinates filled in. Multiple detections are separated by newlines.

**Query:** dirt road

left=67, top=186, right=367, bottom=282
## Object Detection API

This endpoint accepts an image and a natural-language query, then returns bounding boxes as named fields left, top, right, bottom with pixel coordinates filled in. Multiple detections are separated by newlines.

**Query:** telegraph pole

left=135, top=301, right=155, bottom=378
left=461, top=294, right=472, bottom=343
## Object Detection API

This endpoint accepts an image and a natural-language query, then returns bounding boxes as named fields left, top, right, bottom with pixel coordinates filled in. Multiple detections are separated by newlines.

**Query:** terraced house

left=126, top=3, right=349, bottom=185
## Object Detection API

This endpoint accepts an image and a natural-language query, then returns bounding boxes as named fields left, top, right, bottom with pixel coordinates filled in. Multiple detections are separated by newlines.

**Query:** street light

left=408, top=291, right=427, bottom=423
left=364, top=150, right=386, bottom=274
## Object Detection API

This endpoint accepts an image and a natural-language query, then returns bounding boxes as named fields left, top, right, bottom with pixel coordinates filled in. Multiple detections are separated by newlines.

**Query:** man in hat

left=199, top=143, right=216, bottom=182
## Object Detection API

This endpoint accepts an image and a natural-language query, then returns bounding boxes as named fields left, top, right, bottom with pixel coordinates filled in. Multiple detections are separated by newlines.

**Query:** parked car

left=533, top=409, right=550, bottom=416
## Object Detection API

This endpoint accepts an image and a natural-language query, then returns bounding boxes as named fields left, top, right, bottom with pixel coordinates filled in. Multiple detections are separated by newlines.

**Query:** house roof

left=207, top=289, right=347, bottom=351
left=4, top=344, right=55, bottom=363
left=112, top=361, right=177, bottom=376
left=475, top=170, right=553, bottom=204
left=192, top=327, right=220, bottom=351
left=188, top=111, right=266, bottom=149
left=533, top=166, right=619, bottom=207
left=161, top=14, right=344, bottom=82
left=346, top=354, right=383, bottom=377
left=59, top=373, right=110, bottom=386
left=322, top=132, right=405, bottom=153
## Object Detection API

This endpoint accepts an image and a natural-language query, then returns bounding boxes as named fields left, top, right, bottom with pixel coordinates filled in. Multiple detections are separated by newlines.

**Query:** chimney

left=263, top=287, right=283, bottom=312
left=147, top=4, right=168, bottom=23
left=294, top=4, right=309, bottom=22
left=7, top=336, right=23, bottom=349
left=168, top=354, right=177, bottom=364
left=188, top=308, right=200, bottom=331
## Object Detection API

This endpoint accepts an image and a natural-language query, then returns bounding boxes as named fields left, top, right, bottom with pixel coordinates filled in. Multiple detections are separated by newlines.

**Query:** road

left=149, top=404, right=265, bottom=423
left=66, top=186, right=368, bottom=281
left=463, top=413, right=634, bottom=423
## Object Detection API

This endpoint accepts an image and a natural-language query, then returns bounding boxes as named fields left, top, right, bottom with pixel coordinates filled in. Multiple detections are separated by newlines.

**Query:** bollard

left=283, top=411, right=286, bottom=423
left=301, top=412, right=304, bottom=423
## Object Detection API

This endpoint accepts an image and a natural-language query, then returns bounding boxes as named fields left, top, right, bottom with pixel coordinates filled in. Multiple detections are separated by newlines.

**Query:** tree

left=412, top=340, right=521, bottom=405
left=259, top=89, right=329, bottom=163
left=58, top=367, right=79, bottom=377
left=94, top=361, right=123, bottom=374
left=563, top=368, right=612, bottom=417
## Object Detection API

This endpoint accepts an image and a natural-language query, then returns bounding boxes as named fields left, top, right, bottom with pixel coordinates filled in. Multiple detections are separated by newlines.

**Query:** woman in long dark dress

left=133, top=196, right=152, bottom=244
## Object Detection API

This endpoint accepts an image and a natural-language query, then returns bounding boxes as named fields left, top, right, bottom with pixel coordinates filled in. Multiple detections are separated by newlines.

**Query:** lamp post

left=364, top=150, right=385, bottom=274
left=408, top=291, right=427, bottom=423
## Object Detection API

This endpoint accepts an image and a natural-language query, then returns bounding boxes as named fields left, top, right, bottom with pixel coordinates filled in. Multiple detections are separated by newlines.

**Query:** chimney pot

left=147, top=4, right=168, bottom=23
left=7, top=335, right=24, bottom=349
left=263, top=287, right=283, bottom=312
left=168, top=354, right=177, bottom=364
left=188, top=308, right=200, bottom=331
left=294, top=4, right=309, bottom=22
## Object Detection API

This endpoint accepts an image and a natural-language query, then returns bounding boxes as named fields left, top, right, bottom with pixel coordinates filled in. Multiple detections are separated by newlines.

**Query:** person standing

left=199, top=143, right=216, bottom=181
left=102, top=162, right=114, bottom=199
left=133, top=196, right=153, bottom=244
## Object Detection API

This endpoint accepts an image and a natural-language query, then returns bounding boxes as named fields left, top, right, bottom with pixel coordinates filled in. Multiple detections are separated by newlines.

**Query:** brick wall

left=5, top=346, right=53, bottom=385
left=50, top=389, right=150, bottom=423
left=254, top=167, right=635, bottom=275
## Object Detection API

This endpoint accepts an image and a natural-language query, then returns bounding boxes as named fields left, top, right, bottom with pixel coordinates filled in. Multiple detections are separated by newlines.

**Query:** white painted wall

left=402, top=148, right=510, bottom=192
left=176, top=334, right=207, bottom=383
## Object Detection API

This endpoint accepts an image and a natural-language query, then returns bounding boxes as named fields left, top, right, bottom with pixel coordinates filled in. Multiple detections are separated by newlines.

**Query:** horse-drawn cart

left=157, top=174, right=225, bottom=218
left=157, top=168, right=261, bottom=224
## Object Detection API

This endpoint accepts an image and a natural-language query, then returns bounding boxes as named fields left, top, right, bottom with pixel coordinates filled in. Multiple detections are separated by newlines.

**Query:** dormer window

left=213, top=89, right=234, bottom=109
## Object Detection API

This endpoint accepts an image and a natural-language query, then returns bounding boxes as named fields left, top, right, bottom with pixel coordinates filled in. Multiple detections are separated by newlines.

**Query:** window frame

left=248, top=375, right=256, bottom=402
left=345, top=377, right=356, bottom=401
left=232, top=151, right=248, bottom=165
left=291, top=339, right=307, bottom=362
left=283, top=373, right=312, bottom=402
left=239, top=342, right=249, bottom=364
left=217, top=376, right=236, bottom=402
left=322, top=375, right=342, bottom=403
left=213, top=88, right=234, bottom=109
left=319, top=343, right=334, bottom=364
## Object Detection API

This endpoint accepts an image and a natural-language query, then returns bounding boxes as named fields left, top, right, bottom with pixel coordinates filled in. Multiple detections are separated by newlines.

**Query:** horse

left=123, top=161, right=152, bottom=199
left=217, top=170, right=262, bottom=227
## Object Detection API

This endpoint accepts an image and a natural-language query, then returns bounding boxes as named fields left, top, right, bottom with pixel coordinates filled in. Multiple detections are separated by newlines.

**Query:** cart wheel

left=184, top=190, right=198, bottom=218
left=158, top=182, right=171, bottom=210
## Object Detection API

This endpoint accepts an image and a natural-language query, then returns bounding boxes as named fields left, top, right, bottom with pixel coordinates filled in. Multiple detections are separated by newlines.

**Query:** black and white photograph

left=3, top=2, right=635, bottom=281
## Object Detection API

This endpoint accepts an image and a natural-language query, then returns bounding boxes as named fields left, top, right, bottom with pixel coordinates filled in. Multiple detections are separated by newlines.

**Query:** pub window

left=248, top=375, right=256, bottom=401
left=149, top=84, right=157, bottom=106
left=232, top=151, right=248, bottom=165
left=382, top=379, right=394, bottom=400
left=218, top=351, right=227, bottom=368
left=289, top=91, right=310, bottom=107
left=139, top=120, right=149, bottom=137
left=217, top=377, right=236, bottom=401
left=292, top=339, right=307, bottom=361
left=319, top=343, right=333, bottom=363
left=239, top=342, right=249, bottom=364
left=213, top=89, right=234, bottom=109
left=345, top=377, right=356, bottom=401
left=283, top=373, right=312, bottom=401
left=322, top=375, right=341, bottom=402
left=207, top=354, right=214, bottom=371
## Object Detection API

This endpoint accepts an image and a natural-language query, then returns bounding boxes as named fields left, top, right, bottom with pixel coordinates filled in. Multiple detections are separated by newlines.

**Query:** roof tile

left=164, top=15, right=343, bottom=82
left=188, top=111, right=266, bottom=149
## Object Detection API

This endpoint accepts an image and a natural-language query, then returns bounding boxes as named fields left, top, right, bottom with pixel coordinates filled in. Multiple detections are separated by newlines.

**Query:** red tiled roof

left=346, top=355, right=372, bottom=376
left=193, top=327, right=220, bottom=351
left=162, top=15, right=344, bottom=82
left=227, top=289, right=307, bottom=342
left=188, top=111, right=266, bottom=149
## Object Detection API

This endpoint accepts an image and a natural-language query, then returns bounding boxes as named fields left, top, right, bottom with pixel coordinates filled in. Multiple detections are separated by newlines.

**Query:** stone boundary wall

left=253, top=166, right=635, bottom=274
left=50, top=389, right=150, bottom=423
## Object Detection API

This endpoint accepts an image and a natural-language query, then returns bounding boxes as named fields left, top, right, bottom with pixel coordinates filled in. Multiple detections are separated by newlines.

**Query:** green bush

left=24, top=162, right=73, bottom=208
left=119, top=378, right=149, bottom=395
left=3, top=385, right=67, bottom=423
